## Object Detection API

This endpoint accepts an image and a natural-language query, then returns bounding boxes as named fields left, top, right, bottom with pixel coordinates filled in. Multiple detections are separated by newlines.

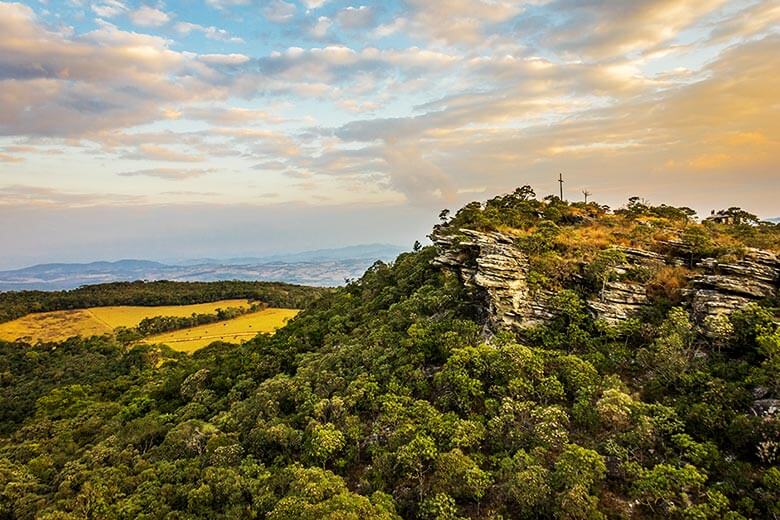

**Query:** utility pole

left=558, top=173, right=564, bottom=201
left=582, top=189, right=592, bottom=204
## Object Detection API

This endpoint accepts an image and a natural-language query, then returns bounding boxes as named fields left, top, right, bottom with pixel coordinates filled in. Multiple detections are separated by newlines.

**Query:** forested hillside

left=1, top=191, right=779, bottom=519
left=0, top=281, right=328, bottom=324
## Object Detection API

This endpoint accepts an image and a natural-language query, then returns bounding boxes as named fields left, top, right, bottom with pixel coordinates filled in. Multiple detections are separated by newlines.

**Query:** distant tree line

left=111, top=303, right=267, bottom=344
left=0, top=280, right=328, bottom=323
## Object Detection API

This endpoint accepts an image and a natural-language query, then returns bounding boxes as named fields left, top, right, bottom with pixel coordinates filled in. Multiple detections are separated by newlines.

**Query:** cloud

left=91, top=0, right=128, bottom=18
left=707, top=1, right=780, bottom=43
left=118, top=168, right=216, bottom=180
left=331, top=34, right=779, bottom=206
left=1, top=0, right=778, bottom=225
left=301, top=0, right=327, bottom=9
left=175, top=21, right=244, bottom=43
left=129, top=5, right=171, bottom=27
left=123, top=144, right=204, bottom=162
left=263, top=0, right=296, bottom=23
left=309, top=16, right=332, bottom=39
left=0, top=185, right=146, bottom=207
left=335, top=6, right=375, bottom=30
left=0, top=3, right=239, bottom=137
left=535, top=0, right=727, bottom=59
left=0, top=152, right=23, bottom=163
left=180, top=106, right=283, bottom=125
left=401, top=0, right=529, bottom=45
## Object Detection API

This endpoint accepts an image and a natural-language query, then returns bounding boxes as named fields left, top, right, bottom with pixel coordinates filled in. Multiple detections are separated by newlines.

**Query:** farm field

left=139, top=308, right=299, bottom=352
left=88, top=299, right=252, bottom=328
left=0, top=299, right=254, bottom=344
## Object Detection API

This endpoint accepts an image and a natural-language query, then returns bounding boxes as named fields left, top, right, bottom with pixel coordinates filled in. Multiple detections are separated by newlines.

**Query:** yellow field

left=88, top=299, right=252, bottom=329
left=139, top=308, right=299, bottom=353
left=0, top=299, right=253, bottom=344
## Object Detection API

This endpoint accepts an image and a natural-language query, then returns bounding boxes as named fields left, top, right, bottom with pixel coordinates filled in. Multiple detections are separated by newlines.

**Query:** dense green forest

left=0, top=281, right=328, bottom=324
left=1, top=192, right=778, bottom=519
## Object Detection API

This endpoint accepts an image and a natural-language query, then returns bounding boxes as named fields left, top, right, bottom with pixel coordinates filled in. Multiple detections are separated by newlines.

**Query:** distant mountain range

left=768, top=217, right=780, bottom=223
left=0, top=244, right=406, bottom=291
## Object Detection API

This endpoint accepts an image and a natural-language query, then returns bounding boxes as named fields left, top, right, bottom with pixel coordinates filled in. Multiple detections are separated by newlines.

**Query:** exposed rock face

left=431, top=229, right=554, bottom=330
left=586, top=246, right=667, bottom=323
left=690, top=251, right=780, bottom=323
left=588, top=281, right=649, bottom=324
left=432, top=227, right=779, bottom=332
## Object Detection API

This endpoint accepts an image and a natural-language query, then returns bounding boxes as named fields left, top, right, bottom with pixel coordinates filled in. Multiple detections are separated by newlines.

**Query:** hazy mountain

left=0, top=244, right=407, bottom=291
left=170, top=244, right=406, bottom=266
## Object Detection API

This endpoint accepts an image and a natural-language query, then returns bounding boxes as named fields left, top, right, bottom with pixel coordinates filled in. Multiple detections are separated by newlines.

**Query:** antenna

left=558, top=173, right=564, bottom=201
left=582, top=189, right=592, bottom=204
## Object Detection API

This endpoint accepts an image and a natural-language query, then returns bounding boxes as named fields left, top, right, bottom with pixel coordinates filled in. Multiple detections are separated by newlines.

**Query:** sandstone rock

left=693, top=274, right=776, bottom=299
left=432, top=229, right=554, bottom=330
left=690, top=252, right=779, bottom=326
left=432, top=226, right=778, bottom=333
left=745, top=248, right=780, bottom=268
left=690, top=289, right=754, bottom=320
left=588, top=281, right=648, bottom=324
left=618, top=247, right=666, bottom=266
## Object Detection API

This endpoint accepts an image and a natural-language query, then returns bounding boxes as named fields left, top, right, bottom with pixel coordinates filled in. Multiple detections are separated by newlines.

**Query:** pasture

left=0, top=299, right=259, bottom=345
left=139, top=308, right=298, bottom=353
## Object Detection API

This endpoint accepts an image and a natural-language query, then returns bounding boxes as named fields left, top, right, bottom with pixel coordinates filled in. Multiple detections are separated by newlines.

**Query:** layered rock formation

left=690, top=250, right=780, bottom=323
left=431, top=229, right=554, bottom=330
left=431, top=227, right=779, bottom=333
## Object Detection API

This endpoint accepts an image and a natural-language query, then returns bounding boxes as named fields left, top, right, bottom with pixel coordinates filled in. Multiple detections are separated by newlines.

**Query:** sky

left=0, top=0, right=778, bottom=268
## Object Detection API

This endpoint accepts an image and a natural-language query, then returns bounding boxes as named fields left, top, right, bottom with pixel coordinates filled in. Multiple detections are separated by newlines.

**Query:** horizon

left=2, top=191, right=777, bottom=271
left=1, top=0, right=778, bottom=268
left=0, top=241, right=408, bottom=271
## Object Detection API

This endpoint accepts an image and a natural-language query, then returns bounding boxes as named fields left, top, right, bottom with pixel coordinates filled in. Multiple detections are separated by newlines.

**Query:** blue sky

left=0, top=0, right=778, bottom=268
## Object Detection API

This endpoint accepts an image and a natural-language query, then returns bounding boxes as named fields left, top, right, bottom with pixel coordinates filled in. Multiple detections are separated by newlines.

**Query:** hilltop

left=0, top=188, right=778, bottom=519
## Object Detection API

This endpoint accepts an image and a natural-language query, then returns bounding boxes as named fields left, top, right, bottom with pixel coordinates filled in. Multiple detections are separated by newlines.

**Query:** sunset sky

left=1, top=0, right=778, bottom=268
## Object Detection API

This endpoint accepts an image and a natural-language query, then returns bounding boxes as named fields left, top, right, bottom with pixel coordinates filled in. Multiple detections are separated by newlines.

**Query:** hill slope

left=0, top=189, right=778, bottom=519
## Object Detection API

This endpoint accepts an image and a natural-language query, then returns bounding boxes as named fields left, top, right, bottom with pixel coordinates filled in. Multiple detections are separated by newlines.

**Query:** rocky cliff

left=431, top=229, right=556, bottom=331
left=431, top=227, right=780, bottom=333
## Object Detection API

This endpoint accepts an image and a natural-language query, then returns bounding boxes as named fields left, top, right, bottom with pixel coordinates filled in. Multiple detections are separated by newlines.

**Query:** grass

left=88, top=299, right=252, bottom=329
left=0, top=299, right=254, bottom=344
left=138, top=308, right=299, bottom=353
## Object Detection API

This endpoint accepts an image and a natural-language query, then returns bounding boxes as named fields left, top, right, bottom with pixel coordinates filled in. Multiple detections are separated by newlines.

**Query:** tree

left=587, top=248, right=627, bottom=296
left=305, top=423, right=345, bottom=468
left=396, top=433, right=438, bottom=502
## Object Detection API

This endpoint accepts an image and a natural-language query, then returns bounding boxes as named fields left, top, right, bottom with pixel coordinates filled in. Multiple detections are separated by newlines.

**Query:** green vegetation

left=0, top=191, right=778, bottom=518
left=0, top=280, right=328, bottom=324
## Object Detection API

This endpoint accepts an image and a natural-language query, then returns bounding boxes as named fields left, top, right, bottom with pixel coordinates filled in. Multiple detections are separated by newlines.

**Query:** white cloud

left=301, top=0, right=327, bottom=9
left=118, top=168, right=216, bottom=180
left=263, top=0, right=296, bottom=23
left=309, top=16, right=332, bottom=39
left=91, top=0, right=127, bottom=18
left=129, top=5, right=170, bottom=27
left=175, top=21, right=244, bottom=43
left=0, top=3, right=239, bottom=137
left=335, top=5, right=375, bottom=30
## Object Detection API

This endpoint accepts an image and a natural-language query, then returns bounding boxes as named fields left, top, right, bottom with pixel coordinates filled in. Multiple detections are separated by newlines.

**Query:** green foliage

left=0, top=191, right=778, bottom=519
